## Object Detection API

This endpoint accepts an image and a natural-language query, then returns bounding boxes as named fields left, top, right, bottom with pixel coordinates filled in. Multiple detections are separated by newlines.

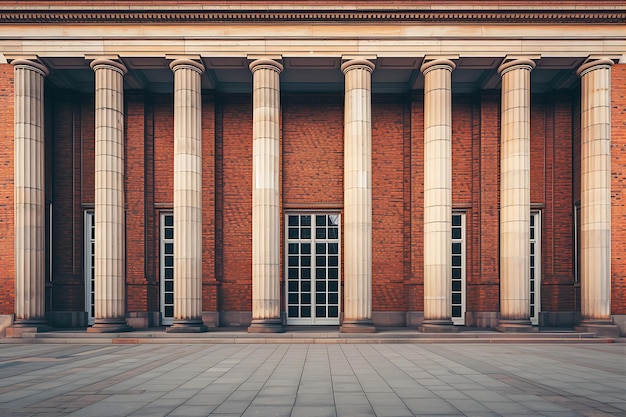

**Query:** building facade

left=0, top=1, right=625, bottom=335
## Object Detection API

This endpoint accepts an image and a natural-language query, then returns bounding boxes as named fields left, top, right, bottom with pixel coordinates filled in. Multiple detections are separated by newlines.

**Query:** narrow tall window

left=451, top=212, right=466, bottom=325
left=286, top=213, right=341, bottom=325
left=530, top=210, right=541, bottom=325
left=84, top=210, right=95, bottom=325
left=160, top=213, right=174, bottom=325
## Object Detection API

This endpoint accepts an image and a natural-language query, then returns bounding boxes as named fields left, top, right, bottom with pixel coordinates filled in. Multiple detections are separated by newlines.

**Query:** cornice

left=0, top=10, right=624, bottom=24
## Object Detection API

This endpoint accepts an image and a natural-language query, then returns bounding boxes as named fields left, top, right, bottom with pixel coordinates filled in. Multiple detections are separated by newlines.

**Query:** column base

left=575, top=320, right=620, bottom=338
left=496, top=319, right=537, bottom=333
left=248, top=319, right=284, bottom=333
left=419, top=320, right=459, bottom=333
left=8, top=320, right=52, bottom=336
left=166, top=320, right=208, bottom=333
left=340, top=320, right=376, bottom=333
left=87, top=319, right=132, bottom=333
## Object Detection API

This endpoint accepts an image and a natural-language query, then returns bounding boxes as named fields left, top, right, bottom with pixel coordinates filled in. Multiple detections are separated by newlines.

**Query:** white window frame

left=285, top=212, right=341, bottom=326
left=530, top=210, right=542, bottom=326
left=451, top=212, right=466, bottom=326
left=84, top=210, right=95, bottom=325
left=160, top=212, right=175, bottom=325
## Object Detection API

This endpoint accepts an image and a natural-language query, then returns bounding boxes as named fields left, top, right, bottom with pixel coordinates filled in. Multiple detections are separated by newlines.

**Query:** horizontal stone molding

left=0, top=10, right=625, bottom=24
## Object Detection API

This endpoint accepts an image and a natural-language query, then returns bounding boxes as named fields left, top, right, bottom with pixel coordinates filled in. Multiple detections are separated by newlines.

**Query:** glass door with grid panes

left=530, top=211, right=541, bottom=325
left=84, top=210, right=95, bottom=325
left=160, top=213, right=175, bottom=325
left=286, top=213, right=340, bottom=325
left=451, top=213, right=466, bottom=325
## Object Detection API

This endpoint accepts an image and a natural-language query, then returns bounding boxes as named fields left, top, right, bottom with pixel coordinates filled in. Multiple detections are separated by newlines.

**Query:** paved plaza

left=0, top=343, right=624, bottom=417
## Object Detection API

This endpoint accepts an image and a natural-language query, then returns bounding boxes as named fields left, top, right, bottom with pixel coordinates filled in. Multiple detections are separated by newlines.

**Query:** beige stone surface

left=422, top=58, right=455, bottom=325
left=171, top=59, right=204, bottom=326
left=250, top=59, right=283, bottom=327
left=578, top=58, right=614, bottom=321
left=12, top=59, right=48, bottom=325
left=342, top=59, right=374, bottom=326
left=498, top=57, right=535, bottom=324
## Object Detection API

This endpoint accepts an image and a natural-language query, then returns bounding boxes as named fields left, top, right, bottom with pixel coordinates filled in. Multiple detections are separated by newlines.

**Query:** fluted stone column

left=420, top=58, right=458, bottom=333
left=87, top=59, right=130, bottom=333
left=341, top=59, right=375, bottom=333
left=167, top=59, right=207, bottom=333
left=575, top=58, right=619, bottom=337
left=248, top=58, right=284, bottom=333
left=11, top=59, right=50, bottom=331
left=497, top=57, right=536, bottom=332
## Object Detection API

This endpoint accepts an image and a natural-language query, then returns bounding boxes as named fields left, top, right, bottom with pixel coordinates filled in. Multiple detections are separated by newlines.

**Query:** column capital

left=577, top=57, right=614, bottom=77
left=420, top=55, right=457, bottom=74
left=341, top=58, right=375, bottom=74
left=169, top=58, right=204, bottom=74
left=498, top=55, right=539, bottom=76
left=249, top=58, right=283, bottom=74
left=88, top=57, right=127, bottom=75
left=10, top=58, right=49, bottom=77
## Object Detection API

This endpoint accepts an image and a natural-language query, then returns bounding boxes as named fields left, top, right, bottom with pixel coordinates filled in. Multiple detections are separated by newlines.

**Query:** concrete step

left=1, top=327, right=619, bottom=344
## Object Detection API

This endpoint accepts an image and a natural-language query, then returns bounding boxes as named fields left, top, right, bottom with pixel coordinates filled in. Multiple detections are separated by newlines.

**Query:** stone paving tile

left=0, top=343, right=624, bottom=416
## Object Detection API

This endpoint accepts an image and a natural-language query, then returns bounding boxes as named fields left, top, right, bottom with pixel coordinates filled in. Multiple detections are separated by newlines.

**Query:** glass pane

left=452, top=293, right=461, bottom=304
left=328, top=306, right=339, bottom=317
left=329, top=268, right=338, bottom=279
left=288, top=243, right=299, bottom=254
left=301, top=306, right=311, bottom=317
left=452, top=306, right=461, bottom=317
left=165, top=228, right=173, bottom=239
left=288, top=268, right=298, bottom=279
left=165, top=256, right=173, bottom=267
left=328, top=228, right=338, bottom=239
left=288, top=281, right=298, bottom=292
left=316, top=281, right=326, bottom=292
left=316, top=256, right=326, bottom=267
left=452, top=280, right=461, bottom=292
left=328, top=243, right=339, bottom=254
left=165, top=281, right=174, bottom=292
left=530, top=257, right=535, bottom=267
left=316, top=293, right=326, bottom=304
left=165, top=216, right=173, bottom=227
left=316, top=306, right=326, bottom=318
left=328, top=293, right=338, bottom=304
left=316, top=216, right=326, bottom=226
left=165, top=243, right=174, bottom=254
left=288, top=216, right=299, bottom=226
left=316, top=228, right=326, bottom=239
left=301, top=228, right=311, bottom=239
left=452, top=243, right=461, bottom=254
left=302, top=268, right=311, bottom=279
left=328, top=256, right=338, bottom=266
left=316, top=243, right=326, bottom=254
left=165, top=293, right=174, bottom=304
left=301, top=216, right=311, bottom=226
left=165, top=306, right=174, bottom=317
left=530, top=281, right=535, bottom=292
left=530, top=216, right=535, bottom=227
left=452, top=228, right=461, bottom=239
left=329, top=281, right=338, bottom=291
left=452, top=215, right=461, bottom=226
left=316, top=269, right=326, bottom=279
left=301, top=281, right=311, bottom=292
left=301, top=243, right=311, bottom=254
left=288, top=256, right=299, bottom=266
left=288, top=306, right=298, bottom=317
left=452, top=256, right=461, bottom=266
left=289, top=228, right=299, bottom=239
left=301, top=293, right=311, bottom=304
left=530, top=229, right=535, bottom=240
left=452, top=268, right=461, bottom=279
left=301, top=256, right=311, bottom=267
left=288, top=293, right=298, bottom=304
left=165, top=268, right=173, bottom=279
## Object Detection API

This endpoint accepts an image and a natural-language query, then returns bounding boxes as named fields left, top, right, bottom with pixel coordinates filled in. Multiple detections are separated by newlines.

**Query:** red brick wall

left=612, top=63, right=626, bottom=315
left=202, top=98, right=217, bottom=311
left=0, top=64, right=14, bottom=315
left=218, top=94, right=253, bottom=312
left=371, top=95, right=405, bottom=311
left=409, top=94, right=424, bottom=311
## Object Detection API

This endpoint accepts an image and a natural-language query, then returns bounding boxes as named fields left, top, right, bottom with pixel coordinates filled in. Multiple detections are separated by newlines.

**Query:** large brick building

left=0, top=1, right=625, bottom=336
